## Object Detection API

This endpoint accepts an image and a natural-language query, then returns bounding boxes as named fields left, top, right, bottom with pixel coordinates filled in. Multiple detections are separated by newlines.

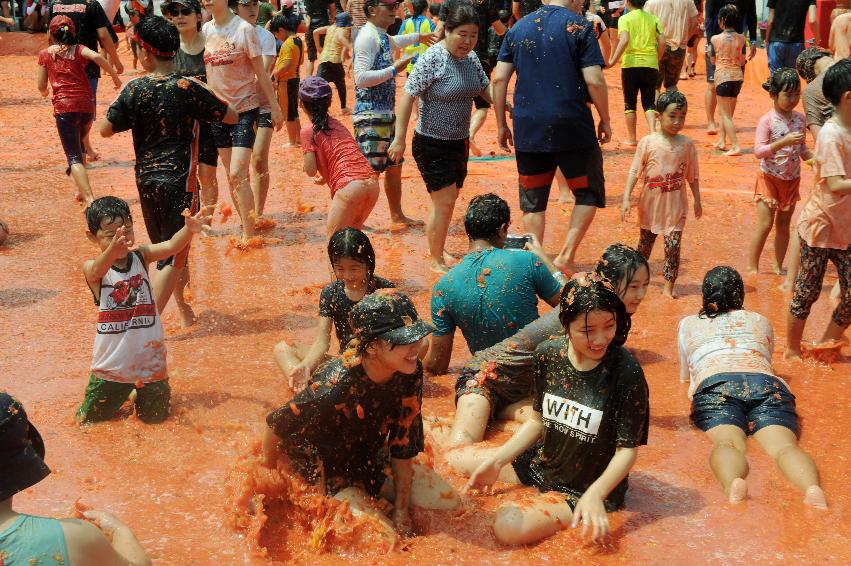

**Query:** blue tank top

left=0, top=515, right=70, bottom=566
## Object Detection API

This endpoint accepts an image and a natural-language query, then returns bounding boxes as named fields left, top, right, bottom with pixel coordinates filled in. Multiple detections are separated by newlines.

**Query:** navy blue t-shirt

left=497, top=5, right=604, bottom=152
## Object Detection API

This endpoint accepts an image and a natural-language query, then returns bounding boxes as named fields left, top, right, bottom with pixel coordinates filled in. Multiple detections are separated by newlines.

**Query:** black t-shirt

left=106, top=75, right=229, bottom=185
left=173, top=48, right=207, bottom=82
left=47, top=0, right=112, bottom=79
left=440, top=0, right=501, bottom=59
left=305, top=0, right=334, bottom=27
left=516, top=0, right=542, bottom=18
left=704, top=0, right=757, bottom=41
left=318, top=276, right=395, bottom=350
left=528, top=339, right=649, bottom=508
left=767, top=0, right=815, bottom=43
left=266, top=358, right=425, bottom=495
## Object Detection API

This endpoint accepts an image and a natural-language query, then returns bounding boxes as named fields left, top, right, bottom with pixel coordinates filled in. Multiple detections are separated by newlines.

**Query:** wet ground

left=1, top=34, right=848, bottom=564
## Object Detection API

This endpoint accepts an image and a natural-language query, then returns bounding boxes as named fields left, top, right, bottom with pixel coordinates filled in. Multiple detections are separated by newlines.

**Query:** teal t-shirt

left=431, top=247, right=562, bottom=354
left=0, top=515, right=70, bottom=566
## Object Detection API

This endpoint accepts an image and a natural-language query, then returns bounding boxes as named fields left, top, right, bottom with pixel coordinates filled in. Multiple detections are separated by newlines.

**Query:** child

left=786, top=58, right=851, bottom=360
left=621, top=90, right=701, bottom=298
left=747, top=68, right=812, bottom=275
left=273, top=227, right=394, bottom=390
left=585, top=0, right=611, bottom=63
left=125, top=7, right=143, bottom=70
left=101, top=16, right=237, bottom=324
left=314, top=11, right=353, bottom=113
left=709, top=3, right=747, bottom=156
left=608, top=0, right=665, bottom=145
left=36, top=16, right=121, bottom=206
left=399, top=0, right=435, bottom=73
left=299, top=77, right=381, bottom=238
left=270, top=13, right=304, bottom=146
left=77, top=197, right=212, bottom=423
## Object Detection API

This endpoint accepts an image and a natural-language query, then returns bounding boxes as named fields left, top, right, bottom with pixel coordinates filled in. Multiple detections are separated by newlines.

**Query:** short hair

left=85, top=196, right=131, bottom=234
left=656, top=90, right=688, bottom=111
left=135, top=15, right=179, bottom=61
left=629, top=0, right=647, bottom=8
left=795, top=46, right=831, bottom=82
left=823, top=57, right=851, bottom=106
left=444, top=0, right=479, bottom=30
left=699, top=266, right=744, bottom=319
left=762, top=67, right=800, bottom=95
left=718, top=3, right=739, bottom=29
left=463, top=193, right=510, bottom=242
left=269, top=13, right=300, bottom=32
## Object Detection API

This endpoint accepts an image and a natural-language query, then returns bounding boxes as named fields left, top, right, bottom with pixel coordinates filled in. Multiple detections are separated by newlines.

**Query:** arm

left=808, top=4, right=818, bottom=47
left=390, top=457, right=415, bottom=536
left=621, top=169, right=639, bottom=221
left=37, top=66, right=48, bottom=96
left=689, top=178, right=702, bottom=218
left=829, top=17, right=836, bottom=52
left=424, top=333, right=453, bottom=375
left=99, top=119, right=116, bottom=138
left=608, top=31, right=629, bottom=67
left=353, top=36, right=398, bottom=87
left=599, top=27, right=612, bottom=63
left=96, top=27, right=124, bottom=75
left=765, top=8, right=774, bottom=44
left=524, top=233, right=566, bottom=300
left=492, top=61, right=514, bottom=150
left=491, top=19, right=506, bottom=37
left=250, top=55, right=283, bottom=129
left=63, top=515, right=151, bottom=566
left=582, top=65, right=612, bottom=144
left=512, top=1, right=520, bottom=21
left=677, top=322, right=690, bottom=382
left=389, top=31, right=431, bottom=50
left=303, top=150, right=319, bottom=178
left=288, top=316, right=333, bottom=389
left=570, top=447, right=637, bottom=541
left=465, top=416, right=544, bottom=491
left=138, top=207, right=211, bottom=263
left=656, top=30, right=666, bottom=60
left=313, top=25, right=328, bottom=54
left=387, top=91, right=416, bottom=162
left=80, top=46, right=122, bottom=88
left=826, top=175, right=851, bottom=194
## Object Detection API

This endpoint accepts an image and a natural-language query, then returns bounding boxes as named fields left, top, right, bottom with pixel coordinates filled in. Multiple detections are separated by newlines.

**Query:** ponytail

left=52, top=25, right=77, bottom=46
left=302, top=97, right=332, bottom=143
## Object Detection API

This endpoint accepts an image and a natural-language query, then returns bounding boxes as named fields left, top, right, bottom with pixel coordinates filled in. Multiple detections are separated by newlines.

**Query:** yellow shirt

left=401, top=16, right=435, bottom=73
left=318, top=26, right=346, bottom=64
left=274, top=35, right=304, bottom=81
left=617, top=9, right=663, bottom=69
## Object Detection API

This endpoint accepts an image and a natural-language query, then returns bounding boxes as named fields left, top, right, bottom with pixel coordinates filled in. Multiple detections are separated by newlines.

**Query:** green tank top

left=0, top=515, right=70, bottom=566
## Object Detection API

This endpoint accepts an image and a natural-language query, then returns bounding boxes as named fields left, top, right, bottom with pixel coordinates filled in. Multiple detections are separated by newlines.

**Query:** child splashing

left=36, top=16, right=121, bottom=206
left=747, top=68, right=813, bottom=275
left=621, top=90, right=702, bottom=298
left=709, top=3, right=747, bottom=156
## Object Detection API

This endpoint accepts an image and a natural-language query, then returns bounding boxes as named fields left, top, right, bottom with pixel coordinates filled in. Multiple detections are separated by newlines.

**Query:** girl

left=608, top=0, right=665, bottom=145
left=678, top=266, right=827, bottom=508
left=36, top=16, right=121, bottom=206
left=621, top=90, right=702, bottom=298
left=273, top=228, right=393, bottom=391
left=747, top=68, right=812, bottom=275
left=388, top=2, right=491, bottom=273
left=298, top=77, right=381, bottom=239
left=585, top=0, right=611, bottom=63
left=441, top=243, right=651, bottom=449
left=709, top=3, right=747, bottom=156
left=314, top=12, right=354, bottom=113
left=447, top=276, right=649, bottom=545
left=202, top=0, right=283, bottom=242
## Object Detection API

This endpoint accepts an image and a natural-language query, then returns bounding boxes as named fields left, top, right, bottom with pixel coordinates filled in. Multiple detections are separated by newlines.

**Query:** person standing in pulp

left=305, top=0, right=336, bottom=75
left=765, top=0, right=818, bottom=75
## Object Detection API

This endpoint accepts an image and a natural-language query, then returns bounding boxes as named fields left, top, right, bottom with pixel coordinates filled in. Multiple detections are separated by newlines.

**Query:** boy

left=829, top=10, right=851, bottom=60
left=100, top=16, right=237, bottom=325
left=78, top=197, right=213, bottom=424
left=786, top=59, right=851, bottom=359
left=270, top=13, right=304, bottom=146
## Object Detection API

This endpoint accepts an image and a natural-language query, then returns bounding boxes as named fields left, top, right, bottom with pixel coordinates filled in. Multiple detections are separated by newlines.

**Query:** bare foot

left=390, top=215, right=424, bottom=227
left=469, top=139, right=482, bottom=157
left=746, top=266, right=759, bottom=276
left=724, top=147, right=742, bottom=157
left=281, top=142, right=300, bottom=148
left=552, top=257, right=575, bottom=277
left=430, top=259, right=450, bottom=274
left=86, top=149, right=101, bottom=162
left=728, top=478, right=748, bottom=503
left=341, top=107, right=352, bottom=115
left=623, top=139, right=638, bottom=147
left=772, top=264, right=785, bottom=276
left=442, top=250, right=457, bottom=266
left=177, top=303, right=196, bottom=328
left=803, top=485, right=828, bottom=509
left=361, top=224, right=378, bottom=234
left=778, top=280, right=794, bottom=293
left=662, top=283, right=678, bottom=299
left=707, top=124, right=718, bottom=135
left=714, top=140, right=727, bottom=151
left=74, top=192, right=85, bottom=203
left=680, top=72, right=689, bottom=80
left=784, top=348, right=802, bottom=361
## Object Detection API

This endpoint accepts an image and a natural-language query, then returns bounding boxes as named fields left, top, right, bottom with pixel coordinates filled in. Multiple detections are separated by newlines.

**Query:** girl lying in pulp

left=446, top=276, right=650, bottom=545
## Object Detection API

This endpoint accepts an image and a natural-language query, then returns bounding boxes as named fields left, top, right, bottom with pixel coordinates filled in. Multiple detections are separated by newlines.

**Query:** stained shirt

left=754, top=110, right=808, bottom=180
left=802, top=72, right=834, bottom=131
left=0, top=515, right=70, bottom=566
left=709, top=29, right=746, bottom=84
left=203, top=15, right=262, bottom=113
left=47, top=0, right=111, bottom=79
left=644, top=0, right=697, bottom=50
left=38, top=45, right=94, bottom=115
left=318, top=276, right=395, bottom=350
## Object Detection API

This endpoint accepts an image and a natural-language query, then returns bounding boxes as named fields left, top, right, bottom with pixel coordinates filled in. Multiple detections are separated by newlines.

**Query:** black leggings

left=317, top=62, right=347, bottom=109
left=621, top=67, right=659, bottom=113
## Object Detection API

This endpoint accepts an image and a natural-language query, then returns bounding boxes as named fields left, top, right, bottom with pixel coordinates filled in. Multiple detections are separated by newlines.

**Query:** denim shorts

left=690, top=372, right=799, bottom=436
left=211, top=108, right=259, bottom=149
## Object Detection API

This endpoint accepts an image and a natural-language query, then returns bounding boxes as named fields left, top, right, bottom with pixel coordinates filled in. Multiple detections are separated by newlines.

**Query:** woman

left=387, top=2, right=491, bottom=273
left=202, top=0, right=282, bottom=242
left=677, top=266, right=827, bottom=508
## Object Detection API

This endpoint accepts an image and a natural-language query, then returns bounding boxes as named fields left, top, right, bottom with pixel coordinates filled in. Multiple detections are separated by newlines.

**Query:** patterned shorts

left=353, top=112, right=402, bottom=173
left=638, top=228, right=683, bottom=282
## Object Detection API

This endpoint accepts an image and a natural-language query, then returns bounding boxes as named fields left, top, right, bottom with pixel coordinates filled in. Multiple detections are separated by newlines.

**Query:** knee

left=714, top=437, right=747, bottom=454
left=251, top=153, right=268, bottom=172
left=492, top=504, right=529, bottom=546
left=273, top=339, right=294, bottom=357
left=771, top=443, right=798, bottom=463
left=775, top=215, right=792, bottom=230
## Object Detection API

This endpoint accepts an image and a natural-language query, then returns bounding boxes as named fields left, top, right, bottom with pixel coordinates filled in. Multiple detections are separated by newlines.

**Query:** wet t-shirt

left=203, top=15, right=262, bottom=112
left=106, top=75, right=229, bottom=185
left=174, top=47, right=207, bottom=82
left=529, top=339, right=649, bottom=508
left=266, top=359, right=424, bottom=496
left=38, top=45, right=94, bottom=115
left=318, top=276, right=395, bottom=350
left=47, top=0, right=112, bottom=79
left=766, top=0, right=815, bottom=43
left=802, top=72, right=834, bottom=131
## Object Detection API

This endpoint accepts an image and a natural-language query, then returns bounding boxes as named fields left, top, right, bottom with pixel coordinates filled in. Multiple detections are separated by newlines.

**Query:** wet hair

left=656, top=90, right=688, bottom=112
left=303, top=97, right=332, bottom=141
left=718, top=3, right=739, bottom=29
left=822, top=58, right=851, bottom=106
left=410, top=0, right=428, bottom=16
left=594, top=244, right=649, bottom=299
left=629, top=0, right=647, bottom=8
left=444, top=1, right=479, bottom=31
left=762, top=67, right=800, bottom=96
left=50, top=19, right=77, bottom=45
left=699, top=266, right=744, bottom=319
left=795, top=46, right=831, bottom=83
left=328, top=228, right=376, bottom=281
left=85, top=196, right=131, bottom=234
left=463, top=193, right=510, bottom=243
left=135, top=15, right=180, bottom=61
left=559, top=275, right=631, bottom=347
left=498, top=8, right=510, bottom=24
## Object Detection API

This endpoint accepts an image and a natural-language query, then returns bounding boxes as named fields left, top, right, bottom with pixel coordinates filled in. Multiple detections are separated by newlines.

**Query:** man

left=766, top=0, right=818, bottom=74
left=304, top=0, right=335, bottom=76
left=492, top=0, right=611, bottom=275
left=424, top=193, right=565, bottom=375
left=645, top=0, right=698, bottom=94
left=352, top=0, right=433, bottom=226
left=796, top=46, right=837, bottom=140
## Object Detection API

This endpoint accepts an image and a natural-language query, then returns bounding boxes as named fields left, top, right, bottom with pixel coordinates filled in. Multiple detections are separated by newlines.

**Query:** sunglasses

left=166, top=5, right=194, bottom=16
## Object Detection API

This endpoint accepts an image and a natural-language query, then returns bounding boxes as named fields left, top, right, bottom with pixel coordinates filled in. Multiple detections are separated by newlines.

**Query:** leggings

left=317, top=61, right=347, bottom=109
left=789, top=238, right=851, bottom=327
left=638, top=228, right=682, bottom=282
left=621, top=67, right=659, bottom=113
left=55, top=112, right=94, bottom=170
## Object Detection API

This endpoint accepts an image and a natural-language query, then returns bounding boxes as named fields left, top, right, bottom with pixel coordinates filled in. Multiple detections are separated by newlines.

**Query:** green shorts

left=76, top=375, right=170, bottom=424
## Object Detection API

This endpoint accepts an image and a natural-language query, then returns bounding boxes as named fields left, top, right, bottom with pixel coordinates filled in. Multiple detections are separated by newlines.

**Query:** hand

left=506, top=102, right=514, bottom=119
left=313, top=175, right=326, bottom=185
left=419, top=32, right=437, bottom=46
left=288, top=361, right=313, bottom=390
left=394, top=56, right=414, bottom=72
left=183, top=206, right=214, bottom=234
left=498, top=124, right=514, bottom=152
left=387, top=139, right=406, bottom=163
left=270, top=104, right=284, bottom=131
left=782, top=131, right=805, bottom=147
left=392, top=507, right=415, bottom=538
left=108, top=225, right=138, bottom=257
left=570, top=491, right=609, bottom=542
left=620, top=199, right=630, bottom=222
left=748, top=43, right=756, bottom=60
left=462, top=457, right=502, bottom=494
left=81, top=510, right=129, bottom=536
left=523, top=232, right=547, bottom=259
left=112, top=76, right=122, bottom=89
left=597, top=120, right=612, bottom=144
left=113, top=59, right=124, bottom=75
left=693, top=199, right=703, bottom=219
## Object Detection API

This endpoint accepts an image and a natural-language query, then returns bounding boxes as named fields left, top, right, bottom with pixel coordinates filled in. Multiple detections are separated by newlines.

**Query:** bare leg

left=644, top=109, right=656, bottom=134
left=151, top=264, right=181, bottom=313
left=780, top=230, right=802, bottom=292
left=553, top=204, right=598, bottom=275
left=447, top=393, right=492, bottom=448
left=468, top=108, right=488, bottom=156
left=379, top=462, right=460, bottom=510
left=719, top=97, right=741, bottom=155
left=251, top=126, right=273, bottom=216
left=625, top=111, right=638, bottom=145
left=785, top=314, right=806, bottom=360
left=496, top=397, right=534, bottom=423
left=173, top=267, right=195, bottom=327
left=747, top=201, right=776, bottom=274
left=427, top=185, right=459, bottom=274
left=69, top=163, right=94, bottom=205
left=753, top=425, right=826, bottom=508
left=555, top=170, right=573, bottom=203
left=325, top=181, right=380, bottom=240
left=384, top=165, right=421, bottom=226
left=334, top=486, right=397, bottom=540
left=444, top=444, right=522, bottom=484
left=773, top=208, right=794, bottom=274
left=220, top=146, right=256, bottom=241
left=705, top=83, right=718, bottom=134
left=492, top=492, right=573, bottom=546
left=522, top=211, right=546, bottom=243
left=705, top=424, right=749, bottom=502
left=198, top=163, right=219, bottom=216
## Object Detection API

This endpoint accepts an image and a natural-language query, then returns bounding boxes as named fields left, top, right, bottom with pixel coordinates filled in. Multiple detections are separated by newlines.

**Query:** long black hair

left=762, top=67, right=800, bottom=96
left=50, top=20, right=77, bottom=45
left=559, top=275, right=631, bottom=347
left=327, top=228, right=376, bottom=282
left=699, top=266, right=744, bottom=319
left=594, top=243, right=649, bottom=300
left=303, top=97, right=332, bottom=143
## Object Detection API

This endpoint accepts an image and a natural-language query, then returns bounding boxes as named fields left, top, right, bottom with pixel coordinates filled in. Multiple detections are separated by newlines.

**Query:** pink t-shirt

left=710, top=30, right=746, bottom=85
left=797, top=118, right=851, bottom=250
left=301, top=117, right=377, bottom=197
left=754, top=109, right=808, bottom=180
left=203, top=15, right=261, bottom=113
left=629, top=133, right=699, bottom=234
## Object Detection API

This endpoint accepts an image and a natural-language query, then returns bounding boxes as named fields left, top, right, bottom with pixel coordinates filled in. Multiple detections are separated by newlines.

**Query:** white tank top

left=90, top=252, right=167, bottom=384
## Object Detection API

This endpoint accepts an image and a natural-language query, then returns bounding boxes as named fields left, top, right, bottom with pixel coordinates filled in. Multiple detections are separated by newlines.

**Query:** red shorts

left=754, top=170, right=800, bottom=212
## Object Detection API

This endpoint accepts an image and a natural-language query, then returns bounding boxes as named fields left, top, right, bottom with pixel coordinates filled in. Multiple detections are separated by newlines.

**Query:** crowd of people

left=1, top=0, right=850, bottom=562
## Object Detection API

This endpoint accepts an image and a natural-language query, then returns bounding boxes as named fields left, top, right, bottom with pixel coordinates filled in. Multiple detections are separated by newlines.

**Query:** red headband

left=132, top=32, right=177, bottom=58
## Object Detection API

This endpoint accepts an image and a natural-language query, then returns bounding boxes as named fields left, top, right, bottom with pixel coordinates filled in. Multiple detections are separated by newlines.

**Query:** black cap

left=0, top=393, right=50, bottom=501
left=350, top=289, right=435, bottom=345
left=162, top=0, right=201, bottom=11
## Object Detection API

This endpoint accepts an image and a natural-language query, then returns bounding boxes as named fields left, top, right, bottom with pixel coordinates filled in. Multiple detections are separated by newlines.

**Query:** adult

left=766, top=0, right=818, bottom=75
left=645, top=0, right=698, bottom=94
left=493, top=0, right=611, bottom=275
left=262, top=291, right=460, bottom=540
left=305, top=0, right=336, bottom=76
left=352, top=0, right=433, bottom=226
left=702, top=0, right=756, bottom=134
left=23, top=0, right=49, bottom=32
left=512, top=0, right=541, bottom=22
left=677, top=266, right=827, bottom=508
left=424, top=193, right=564, bottom=375
left=388, top=2, right=491, bottom=273
left=48, top=0, right=124, bottom=159
left=0, top=392, right=152, bottom=566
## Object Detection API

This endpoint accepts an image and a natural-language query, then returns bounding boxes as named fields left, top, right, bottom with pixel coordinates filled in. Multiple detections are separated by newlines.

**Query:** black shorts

left=473, top=57, right=492, bottom=110
left=257, top=111, right=273, bottom=129
left=516, top=145, right=606, bottom=212
left=690, top=373, right=799, bottom=436
left=715, top=80, right=743, bottom=98
left=198, top=121, right=218, bottom=166
left=211, top=108, right=259, bottom=149
left=305, top=25, right=326, bottom=61
left=454, top=365, right=531, bottom=418
left=412, top=132, right=469, bottom=192
left=137, top=179, right=196, bottom=269
left=621, top=66, right=658, bottom=112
